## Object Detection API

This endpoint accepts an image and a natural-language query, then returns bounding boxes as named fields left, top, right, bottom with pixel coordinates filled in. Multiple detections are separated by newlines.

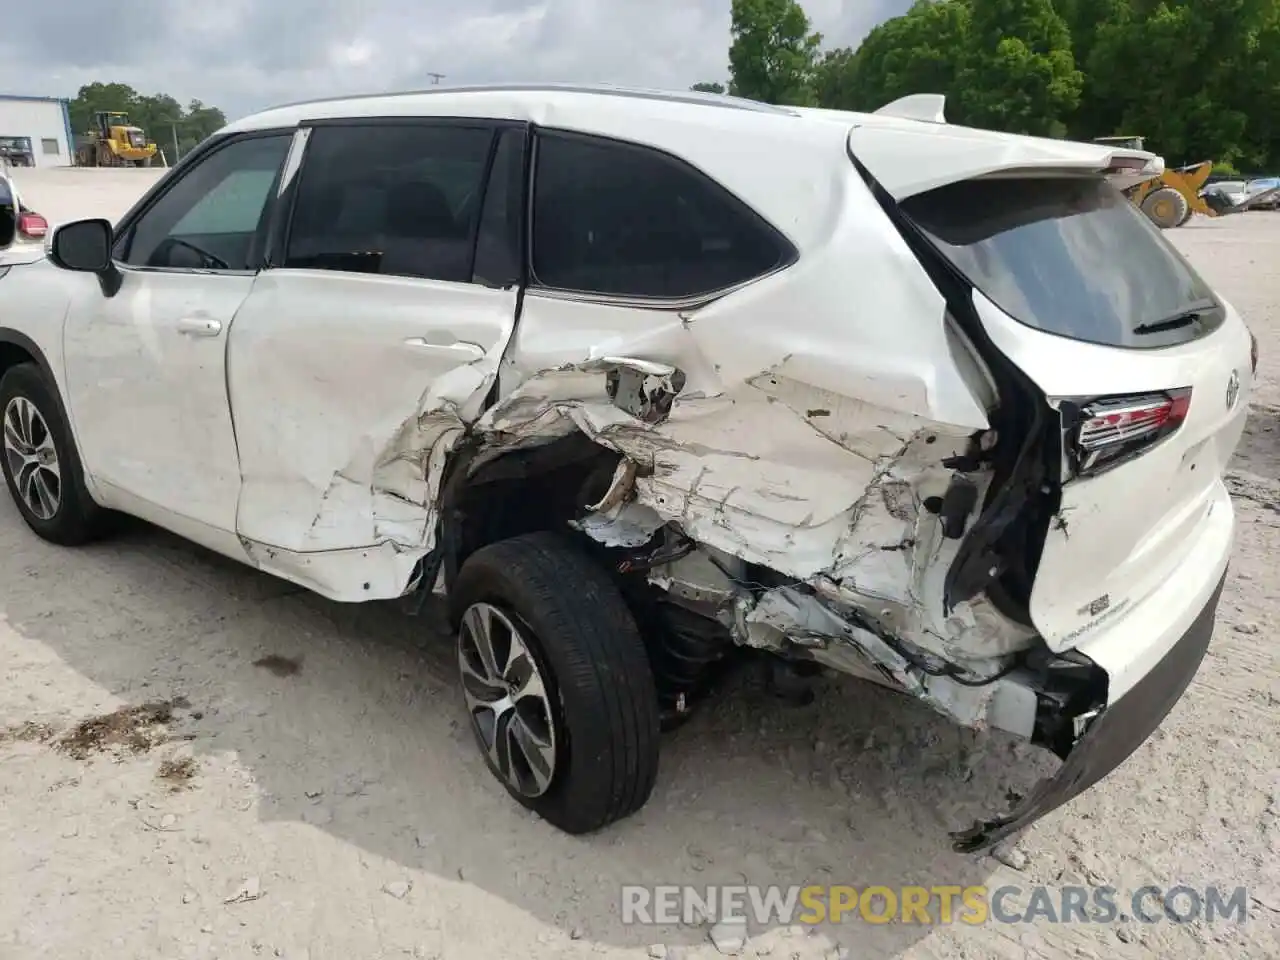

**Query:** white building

left=0, top=94, right=74, bottom=168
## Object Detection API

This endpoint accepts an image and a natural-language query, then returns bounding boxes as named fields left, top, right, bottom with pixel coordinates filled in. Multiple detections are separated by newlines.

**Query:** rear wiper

left=1132, top=299, right=1218, bottom=335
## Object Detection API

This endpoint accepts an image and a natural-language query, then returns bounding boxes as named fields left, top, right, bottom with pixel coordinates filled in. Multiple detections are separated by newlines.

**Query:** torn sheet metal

left=472, top=345, right=1033, bottom=730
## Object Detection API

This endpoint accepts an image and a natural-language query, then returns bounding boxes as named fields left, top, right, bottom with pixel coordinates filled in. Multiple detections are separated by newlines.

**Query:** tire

left=0, top=363, right=108, bottom=545
left=450, top=531, right=660, bottom=834
left=1142, top=186, right=1190, bottom=229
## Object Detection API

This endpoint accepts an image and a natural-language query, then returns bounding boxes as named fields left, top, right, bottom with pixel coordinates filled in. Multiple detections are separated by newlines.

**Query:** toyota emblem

left=1226, top=369, right=1240, bottom=410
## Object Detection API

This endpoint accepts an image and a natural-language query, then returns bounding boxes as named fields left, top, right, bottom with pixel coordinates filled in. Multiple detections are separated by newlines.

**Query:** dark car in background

left=0, top=136, right=35, bottom=168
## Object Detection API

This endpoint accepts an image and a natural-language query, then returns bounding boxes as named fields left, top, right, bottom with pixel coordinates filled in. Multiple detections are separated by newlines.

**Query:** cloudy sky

left=2, top=0, right=912, bottom=121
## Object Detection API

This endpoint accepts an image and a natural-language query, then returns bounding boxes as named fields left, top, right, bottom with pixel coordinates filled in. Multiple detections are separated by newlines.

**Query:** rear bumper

left=951, top=567, right=1225, bottom=852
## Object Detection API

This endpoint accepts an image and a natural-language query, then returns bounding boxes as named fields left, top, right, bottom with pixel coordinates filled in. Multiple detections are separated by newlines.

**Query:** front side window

left=530, top=132, right=795, bottom=300
left=118, top=133, right=292, bottom=271
left=283, top=123, right=496, bottom=283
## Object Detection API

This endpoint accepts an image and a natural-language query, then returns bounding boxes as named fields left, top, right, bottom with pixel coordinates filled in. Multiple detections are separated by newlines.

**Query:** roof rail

left=874, top=94, right=947, bottom=124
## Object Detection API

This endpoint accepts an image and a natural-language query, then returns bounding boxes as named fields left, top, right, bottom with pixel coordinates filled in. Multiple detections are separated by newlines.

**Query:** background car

left=1246, top=176, right=1280, bottom=210
left=1202, top=178, right=1250, bottom=211
left=0, top=168, right=49, bottom=258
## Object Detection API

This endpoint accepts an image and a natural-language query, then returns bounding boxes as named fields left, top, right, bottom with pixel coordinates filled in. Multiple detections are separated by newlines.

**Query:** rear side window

left=531, top=132, right=794, bottom=300
left=284, top=123, right=496, bottom=283
left=902, top=177, right=1223, bottom=349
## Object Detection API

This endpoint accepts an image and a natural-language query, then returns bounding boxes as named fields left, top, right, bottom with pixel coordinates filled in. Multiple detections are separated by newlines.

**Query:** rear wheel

left=0, top=363, right=108, bottom=545
left=1142, top=187, right=1190, bottom=229
left=450, top=532, right=660, bottom=834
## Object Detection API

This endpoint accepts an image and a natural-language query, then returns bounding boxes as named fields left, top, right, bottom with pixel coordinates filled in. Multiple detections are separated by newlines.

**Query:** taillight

left=17, top=212, right=47, bottom=239
left=1066, top=388, right=1192, bottom=478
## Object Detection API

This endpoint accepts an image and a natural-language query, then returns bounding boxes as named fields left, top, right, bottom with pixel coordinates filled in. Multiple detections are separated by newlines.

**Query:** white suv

left=0, top=85, right=1254, bottom=850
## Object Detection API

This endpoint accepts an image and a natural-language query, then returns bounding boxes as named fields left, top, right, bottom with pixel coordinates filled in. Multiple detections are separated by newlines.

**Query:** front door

left=62, top=130, right=294, bottom=556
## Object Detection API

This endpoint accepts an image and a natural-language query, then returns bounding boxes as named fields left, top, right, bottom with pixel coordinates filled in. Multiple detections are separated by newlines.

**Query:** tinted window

left=120, top=134, right=291, bottom=271
left=902, top=177, right=1223, bottom=349
left=531, top=133, right=793, bottom=299
left=284, top=123, right=496, bottom=283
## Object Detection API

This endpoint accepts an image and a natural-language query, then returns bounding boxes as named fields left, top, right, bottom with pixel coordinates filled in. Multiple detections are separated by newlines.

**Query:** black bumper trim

left=951, top=569, right=1226, bottom=853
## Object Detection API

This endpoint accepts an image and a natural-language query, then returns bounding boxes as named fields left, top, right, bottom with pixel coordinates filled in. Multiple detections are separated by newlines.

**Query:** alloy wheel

left=2, top=396, right=61, bottom=521
left=458, top=601, right=559, bottom=798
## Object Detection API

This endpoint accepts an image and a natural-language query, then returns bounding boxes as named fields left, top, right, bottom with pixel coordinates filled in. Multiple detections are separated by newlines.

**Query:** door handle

left=176, top=316, right=223, bottom=337
left=403, top=337, right=485, bottom=361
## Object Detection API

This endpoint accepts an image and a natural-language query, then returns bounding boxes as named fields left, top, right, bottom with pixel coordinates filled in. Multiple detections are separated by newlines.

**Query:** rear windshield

left=901, top=176, right=1223, bottom=349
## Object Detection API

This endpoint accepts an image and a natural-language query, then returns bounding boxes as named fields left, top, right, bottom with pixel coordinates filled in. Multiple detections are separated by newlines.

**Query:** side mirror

left=50, top=218, right=114, bottom=272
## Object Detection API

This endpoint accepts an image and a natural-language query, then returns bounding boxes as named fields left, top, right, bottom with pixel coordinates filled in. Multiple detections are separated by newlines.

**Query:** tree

left=955, top=0, right=1083, bottom=137
left=727, top=0, right=824, bottom=105
left=690, top=82, right=727, bottom=94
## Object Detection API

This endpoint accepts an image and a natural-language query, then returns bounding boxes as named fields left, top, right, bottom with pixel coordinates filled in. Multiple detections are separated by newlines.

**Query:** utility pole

left=426, top=73, right=446, bottom=85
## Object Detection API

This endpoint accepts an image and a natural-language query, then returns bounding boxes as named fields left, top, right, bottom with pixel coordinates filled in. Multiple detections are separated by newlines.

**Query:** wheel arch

left=436, top=430, right=623, bottom=593
left=0, top=326, right=94, bottom=493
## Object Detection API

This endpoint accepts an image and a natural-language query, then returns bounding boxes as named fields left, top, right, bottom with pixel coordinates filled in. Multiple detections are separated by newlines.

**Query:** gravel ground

left=1, top=170, right=1277, bottom=960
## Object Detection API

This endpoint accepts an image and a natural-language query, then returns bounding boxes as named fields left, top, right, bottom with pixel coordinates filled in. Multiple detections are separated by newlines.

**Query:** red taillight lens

left=17, top=212, right=47, bottom=239
left=1070, top=388, right=1192, bottom=478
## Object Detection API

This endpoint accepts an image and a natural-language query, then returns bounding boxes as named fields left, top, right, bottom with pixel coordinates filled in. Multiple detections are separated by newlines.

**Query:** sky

left=1, top=0, right=913, bottom=122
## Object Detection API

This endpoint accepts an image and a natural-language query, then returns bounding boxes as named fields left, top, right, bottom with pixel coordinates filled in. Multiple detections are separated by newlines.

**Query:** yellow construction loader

left=75, top=111, right=158, bottom=168
left=1092, top=135, right=1222, bottom=229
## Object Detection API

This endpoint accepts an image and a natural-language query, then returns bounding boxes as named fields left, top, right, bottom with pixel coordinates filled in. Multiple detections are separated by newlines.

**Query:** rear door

left=899, top=173, right=1253, bottom=650
left=226, top=118, right=526, bottom=599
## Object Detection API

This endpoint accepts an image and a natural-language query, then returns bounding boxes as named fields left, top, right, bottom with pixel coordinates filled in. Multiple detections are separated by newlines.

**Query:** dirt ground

left=1, top=169, right=1277, bottom=960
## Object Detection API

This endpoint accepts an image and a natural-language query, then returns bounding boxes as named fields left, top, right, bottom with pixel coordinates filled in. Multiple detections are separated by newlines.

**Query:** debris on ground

left=224, top=877, right=263, bottom=904
left=991, top=838, right=1031, bottom=871
left=383, top=880, right=411, bottom=900
left=55, top=701, right=183, bottom=760
left=0, top=720, right=55, bottom=745
left=708, top=919, right=748, bottom=955
left=157, top=756, right=199, bottom=790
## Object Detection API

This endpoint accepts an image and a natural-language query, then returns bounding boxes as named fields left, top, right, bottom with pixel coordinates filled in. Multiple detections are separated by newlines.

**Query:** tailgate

left=893, top=169, right=1254, bottom=652
left=975, top=291, right=1252, bottom=649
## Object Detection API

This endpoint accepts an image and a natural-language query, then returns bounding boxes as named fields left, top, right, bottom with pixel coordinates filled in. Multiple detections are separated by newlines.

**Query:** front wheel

left=0, top=363, right=108, bottom=545
left=450, top=532, right=661, bottom=834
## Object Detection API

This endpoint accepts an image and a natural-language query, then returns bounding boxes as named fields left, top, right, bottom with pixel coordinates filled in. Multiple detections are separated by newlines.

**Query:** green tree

left=727, top=0, right=824, bottom=105
left=690, top=81, right=727, bottom=94
left=1082, top=0, right=1278, bottom=168
left=956, top=0, right=1083, bottom=137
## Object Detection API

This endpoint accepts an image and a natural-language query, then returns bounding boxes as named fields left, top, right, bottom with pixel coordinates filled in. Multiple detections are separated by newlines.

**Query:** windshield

left=1212, top=180, right=1246, bottom=192
left=900, top=176, right=1223, bottom=349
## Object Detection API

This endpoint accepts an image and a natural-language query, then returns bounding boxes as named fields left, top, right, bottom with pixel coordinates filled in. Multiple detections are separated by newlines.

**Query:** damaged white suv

left=0, top=85, right=1255, bottom=851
